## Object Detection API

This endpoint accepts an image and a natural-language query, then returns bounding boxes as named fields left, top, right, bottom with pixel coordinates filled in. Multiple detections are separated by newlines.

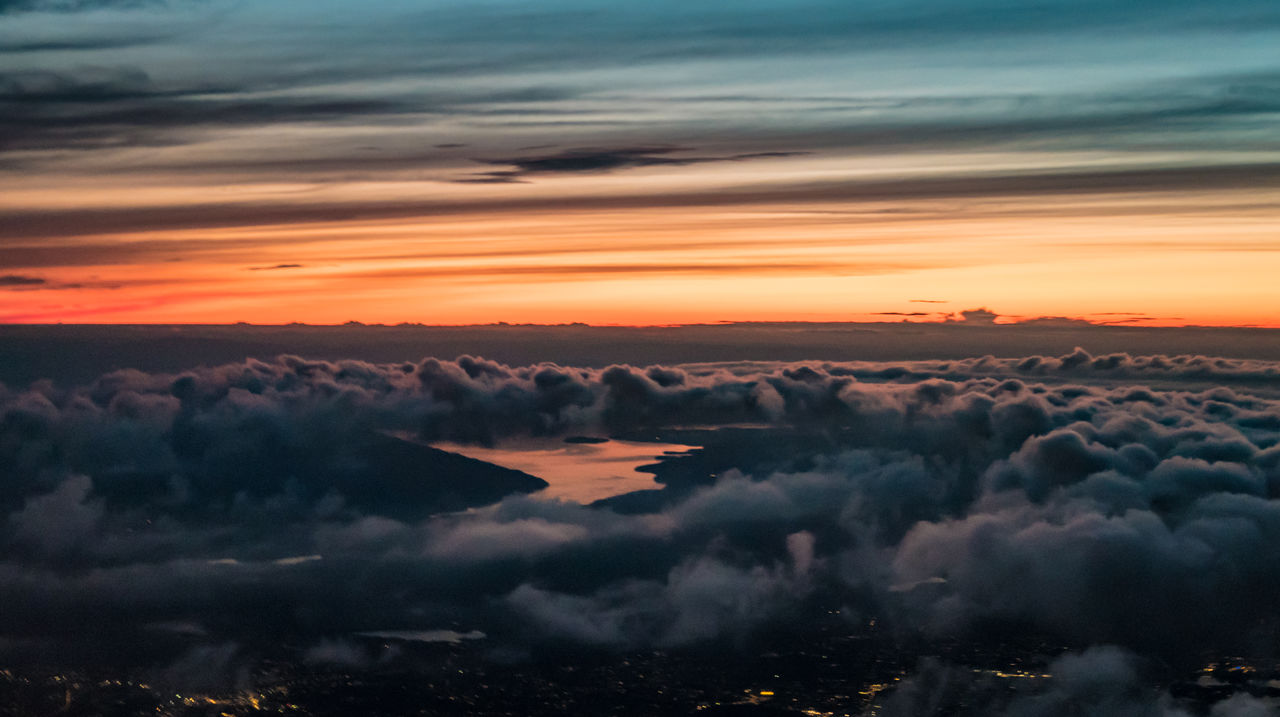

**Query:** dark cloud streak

left=0, top=0, right=160, bottom=13
left=462, top=146, right=807, bottom=182
left=4, top=162, right=1276, bottom=244
left=0, top=274, right=46, bottom=286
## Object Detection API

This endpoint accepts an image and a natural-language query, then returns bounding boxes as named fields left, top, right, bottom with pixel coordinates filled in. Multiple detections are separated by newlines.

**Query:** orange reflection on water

left=433, top=438, right=697, bottom=504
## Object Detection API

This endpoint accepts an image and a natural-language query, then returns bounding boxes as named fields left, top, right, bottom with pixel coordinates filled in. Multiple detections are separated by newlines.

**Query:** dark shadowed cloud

left=460, top=146, right=807, bottom=183
left=956, top=308, right=999, bottom=324
left=0, top=274, right=46, bottom=286
left=3, top=348, right=1280, bottom=689
left=0, top=66, right=415, bottom=153
left=0, top=0, right=159, bottom=12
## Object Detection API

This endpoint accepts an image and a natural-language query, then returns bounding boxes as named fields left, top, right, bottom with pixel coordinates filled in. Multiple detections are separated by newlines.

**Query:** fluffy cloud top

left=2, top=349, right=1280, bottom=704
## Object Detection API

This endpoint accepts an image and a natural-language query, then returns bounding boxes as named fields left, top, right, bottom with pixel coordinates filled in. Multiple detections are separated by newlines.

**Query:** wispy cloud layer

left=2, top=0, right=1278, bottom=323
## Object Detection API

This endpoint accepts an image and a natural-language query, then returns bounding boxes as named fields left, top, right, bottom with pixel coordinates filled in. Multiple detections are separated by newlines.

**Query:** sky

left=1, top=0, right=1278, bottom=325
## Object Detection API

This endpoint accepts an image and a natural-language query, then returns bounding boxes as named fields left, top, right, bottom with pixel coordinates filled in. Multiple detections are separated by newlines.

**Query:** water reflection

left=431, top=437, right=697, bottom=504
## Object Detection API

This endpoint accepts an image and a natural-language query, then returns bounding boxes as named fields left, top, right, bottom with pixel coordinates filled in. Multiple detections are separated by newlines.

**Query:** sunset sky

left=2, top=0, right=1278, bottom=325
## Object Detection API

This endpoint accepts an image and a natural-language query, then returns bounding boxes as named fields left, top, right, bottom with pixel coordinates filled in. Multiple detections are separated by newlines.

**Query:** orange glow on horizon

left=3, top=157, right=1278, bottom=328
